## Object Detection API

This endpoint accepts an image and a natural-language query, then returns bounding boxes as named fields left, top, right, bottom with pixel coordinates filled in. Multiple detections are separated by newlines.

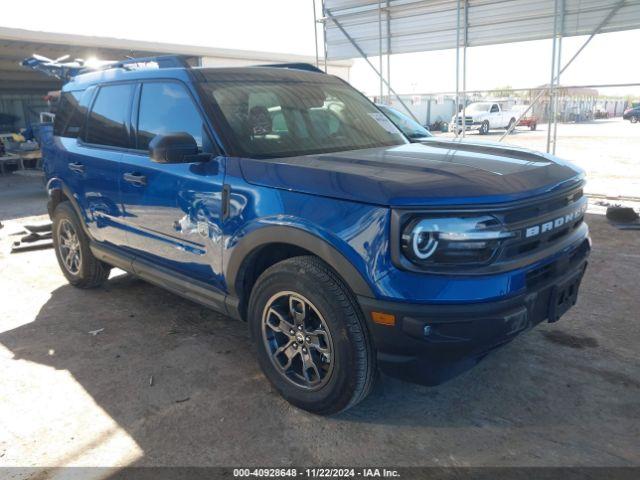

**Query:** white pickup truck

left=450, top=101, right=517, bottom=135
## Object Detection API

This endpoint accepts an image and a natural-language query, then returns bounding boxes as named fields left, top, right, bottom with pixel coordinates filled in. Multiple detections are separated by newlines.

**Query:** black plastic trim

left=90, top=242, right=241, bottom=320
left=358, top=252, right=589, bottom=385
left=225, top=225, right=374, bottom=298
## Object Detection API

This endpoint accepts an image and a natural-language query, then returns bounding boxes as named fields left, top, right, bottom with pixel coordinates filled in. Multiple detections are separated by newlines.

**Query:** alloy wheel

left=58, top=219, right=82, bottom=275
left=261, top=291, right=334, bottom=390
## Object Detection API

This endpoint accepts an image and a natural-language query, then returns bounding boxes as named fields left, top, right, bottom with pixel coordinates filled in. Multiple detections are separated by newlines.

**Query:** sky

left=4, top=0, right=640, bottom=96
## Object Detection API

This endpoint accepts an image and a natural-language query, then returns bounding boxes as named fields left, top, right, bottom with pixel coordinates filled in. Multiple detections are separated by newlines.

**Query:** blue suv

left=43, top=57, right=590, bottom=414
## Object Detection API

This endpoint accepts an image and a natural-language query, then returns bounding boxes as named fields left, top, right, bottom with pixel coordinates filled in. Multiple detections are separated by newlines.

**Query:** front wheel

left=248, top=256, right=375, bottom=415
left=632, top=116, right=638, bottom=124
left=530, top=122, right=537, bottom=131
left=479, top=120, right=490, bottom=135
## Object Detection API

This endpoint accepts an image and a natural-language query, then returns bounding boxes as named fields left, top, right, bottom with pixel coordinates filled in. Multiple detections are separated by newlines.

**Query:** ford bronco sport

left=42, top=57, right=590, bottom=414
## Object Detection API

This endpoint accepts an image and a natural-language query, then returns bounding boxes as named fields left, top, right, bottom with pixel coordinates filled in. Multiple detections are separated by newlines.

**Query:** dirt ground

left=0, top=136, right=639, bottom=473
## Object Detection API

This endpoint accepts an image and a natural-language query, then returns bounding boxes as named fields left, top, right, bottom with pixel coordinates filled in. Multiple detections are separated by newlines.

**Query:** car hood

left=238, top=138, right=584, bottom=207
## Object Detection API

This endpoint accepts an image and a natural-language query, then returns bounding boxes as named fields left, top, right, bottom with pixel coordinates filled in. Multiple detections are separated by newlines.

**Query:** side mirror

left=149, top=132, right=198, bottom=164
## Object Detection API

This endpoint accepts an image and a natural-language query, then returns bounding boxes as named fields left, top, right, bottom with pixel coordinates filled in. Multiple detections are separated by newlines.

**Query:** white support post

left=455, top=0, right=461, bottom=137
left=462, top=0, right=469, bottom=138
left=378, top=0, right=383, bottom=103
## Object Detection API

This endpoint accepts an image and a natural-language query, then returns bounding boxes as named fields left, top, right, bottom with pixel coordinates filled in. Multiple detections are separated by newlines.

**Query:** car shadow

left=1, top=272, right=599, bottom=435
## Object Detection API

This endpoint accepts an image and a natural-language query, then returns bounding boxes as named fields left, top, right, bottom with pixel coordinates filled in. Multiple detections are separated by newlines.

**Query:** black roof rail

left=256, top=63, right=326, bottom=74
left=96, top=55, right=192, bottom=72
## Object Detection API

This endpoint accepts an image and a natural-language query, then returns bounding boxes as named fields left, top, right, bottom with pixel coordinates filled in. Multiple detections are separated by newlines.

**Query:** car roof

left=63, top=65, right=336, bottom=92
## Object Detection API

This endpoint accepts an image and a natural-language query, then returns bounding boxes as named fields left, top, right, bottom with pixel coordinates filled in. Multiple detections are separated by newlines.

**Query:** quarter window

left=85, top=84, right=133, bottom=148
left=53, top=91, right=83, bottom=137
left=136, top=82, right=204, bottom=150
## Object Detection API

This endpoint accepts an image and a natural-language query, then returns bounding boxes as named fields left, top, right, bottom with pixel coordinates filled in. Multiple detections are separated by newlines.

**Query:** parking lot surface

left=438, top=118, right=640, bottom=199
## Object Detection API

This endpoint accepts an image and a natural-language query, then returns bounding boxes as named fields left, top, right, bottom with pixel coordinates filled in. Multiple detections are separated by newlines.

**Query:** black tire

left=507, top=118, right=516, bottom=131
left=631, top=116, right=638, bottom=124
left=248, top=256, right=375, bottom=415
left=530, top=122, right=537, bottom=131
left=52, top=202, right=111, bottom=288
left=479, top=120, right=490, bottom=135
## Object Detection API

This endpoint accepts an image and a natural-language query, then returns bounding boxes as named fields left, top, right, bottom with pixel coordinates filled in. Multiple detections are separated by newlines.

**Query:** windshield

left=200, top=69, right=407, bottom=158
left=378, top=105, right=432, bottom=139
left=466, top=103, right=491, bottom=112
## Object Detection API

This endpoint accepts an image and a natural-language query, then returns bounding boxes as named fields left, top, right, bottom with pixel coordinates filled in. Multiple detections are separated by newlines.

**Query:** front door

left=119, top=80, right=225, bottom=288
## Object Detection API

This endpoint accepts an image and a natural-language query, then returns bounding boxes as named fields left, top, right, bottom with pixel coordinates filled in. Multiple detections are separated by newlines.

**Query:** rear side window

left=53, top=91, right=83, bottom=137
left=85, top=84, right=134, bottom=148
left=136, top=82, right=204, bottom=150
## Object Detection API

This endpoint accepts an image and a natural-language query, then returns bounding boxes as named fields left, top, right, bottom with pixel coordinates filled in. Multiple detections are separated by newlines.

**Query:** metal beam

left=325, top=8, right=421, bottom=123
left=386, top=0, right=391, bottom=102
left=454, top=0, right=461, bottom=137
left=378, top=0, right=383, bottom=102
left=499, top=0, right=627, bottom=142
left=546, top=0, right=560, bottom=152
left=551, top=0, right=565, bottom=154
left=313, top=0, right=320, bottom=68
left=461, top=0, right=469, bottom=138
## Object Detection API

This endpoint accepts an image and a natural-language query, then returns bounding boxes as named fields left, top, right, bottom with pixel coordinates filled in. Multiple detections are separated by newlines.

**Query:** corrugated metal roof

left=324, top=0, right=640, bottom=60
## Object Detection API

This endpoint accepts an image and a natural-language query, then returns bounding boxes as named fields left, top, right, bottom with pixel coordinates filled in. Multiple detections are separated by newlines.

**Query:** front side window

left=85, top=84, right=133, bottom=148
left=200, top=71, right=406, bottom=159
left=137, top=82, right=205, bottom=150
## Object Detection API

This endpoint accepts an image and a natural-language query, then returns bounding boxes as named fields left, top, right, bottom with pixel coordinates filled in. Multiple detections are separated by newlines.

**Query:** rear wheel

left=479, top=120, right=490, bottom=135
left=530, top=122, right=537, bottom=131
left=507, top=118, right=516, bottom=131
left=248, top=256, right=375, bottom=415
left=632, top=116, right=638, bottom=124
left=52, top=202, right=110, bottom=288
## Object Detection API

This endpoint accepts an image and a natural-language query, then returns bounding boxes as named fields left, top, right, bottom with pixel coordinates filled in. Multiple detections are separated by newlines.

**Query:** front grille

left=525, top=238, right=589, bottom=288
left=495, top=186, right=587, bottom=263
left=456, top=116, right=473, bottom=125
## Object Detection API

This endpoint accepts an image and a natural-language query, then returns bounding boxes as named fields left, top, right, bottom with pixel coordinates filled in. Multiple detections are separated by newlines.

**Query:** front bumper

left=449, top=123, right=481, bottom=132
left=358, top=239, right=590, bottom=385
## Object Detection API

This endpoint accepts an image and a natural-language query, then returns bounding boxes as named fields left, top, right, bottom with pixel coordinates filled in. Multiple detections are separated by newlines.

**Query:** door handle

left=123, top=172, right=147, bottom=186
left=68, top=162, right=85, bottom=174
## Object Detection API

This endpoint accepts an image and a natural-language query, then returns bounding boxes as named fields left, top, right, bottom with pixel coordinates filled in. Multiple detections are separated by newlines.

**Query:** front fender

left=224, top=219, right=376, bottom=299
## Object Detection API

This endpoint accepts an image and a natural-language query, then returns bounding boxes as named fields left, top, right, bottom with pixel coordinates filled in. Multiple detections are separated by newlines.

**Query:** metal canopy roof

left=0, top=27, right=351, bottom=94
left=323, top=0, right=640, bottom=60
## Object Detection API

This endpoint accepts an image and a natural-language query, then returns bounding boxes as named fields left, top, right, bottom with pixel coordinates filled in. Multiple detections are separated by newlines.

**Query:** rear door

left=119, top=80, right=226, bottom=287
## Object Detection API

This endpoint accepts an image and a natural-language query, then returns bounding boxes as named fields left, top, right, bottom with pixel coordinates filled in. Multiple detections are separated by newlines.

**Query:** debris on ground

left=149, top=375, right=154, bottom=387
left=10, top=222, right=53, bottom=253
left=606, top=206, right=640, bottom=230
left=88, top=328, right=104, bottom=336
left=175, top=397, right=190, bottom=403
left=606, top=206, right=639, bottom=223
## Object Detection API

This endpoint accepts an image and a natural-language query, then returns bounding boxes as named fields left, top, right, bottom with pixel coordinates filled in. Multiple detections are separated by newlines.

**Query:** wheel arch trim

left=225, top=224, right=375, bottom=300
left=46, top=178, right=92, bottom=239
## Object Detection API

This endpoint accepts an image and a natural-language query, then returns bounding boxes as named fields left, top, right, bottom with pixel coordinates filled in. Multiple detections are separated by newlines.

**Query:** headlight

left=401, top=215, right=514, bottom=266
